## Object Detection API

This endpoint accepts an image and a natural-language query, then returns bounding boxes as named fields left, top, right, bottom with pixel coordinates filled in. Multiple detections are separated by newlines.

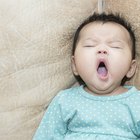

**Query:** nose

left=98, top=50, right=108, bottom=54
left=97, top=44, right=108, bottom=55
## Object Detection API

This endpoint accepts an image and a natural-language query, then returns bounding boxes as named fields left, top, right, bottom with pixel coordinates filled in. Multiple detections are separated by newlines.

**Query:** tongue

left=97, top=67, right=107, bottom=77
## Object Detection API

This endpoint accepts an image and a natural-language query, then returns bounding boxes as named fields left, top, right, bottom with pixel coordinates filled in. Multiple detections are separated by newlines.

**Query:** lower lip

left=97, top=72, right=109, bottom=81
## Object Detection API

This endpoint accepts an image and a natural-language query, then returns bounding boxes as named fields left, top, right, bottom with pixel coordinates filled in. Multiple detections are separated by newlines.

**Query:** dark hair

left=72, top=12, right=136, bottom=85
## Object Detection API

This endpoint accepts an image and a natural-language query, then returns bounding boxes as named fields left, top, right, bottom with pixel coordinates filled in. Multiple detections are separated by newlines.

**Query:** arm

left=33, top=93, right=67, bottom=140
left=135, top=121, right=140, bottom=138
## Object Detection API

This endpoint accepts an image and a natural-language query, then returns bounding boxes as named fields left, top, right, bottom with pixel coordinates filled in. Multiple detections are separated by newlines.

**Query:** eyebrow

left=84, top=38, right=123, bottom=44
left=84, top=38, right=98, bottom=42
left=108, top=40, right=124, bottom=44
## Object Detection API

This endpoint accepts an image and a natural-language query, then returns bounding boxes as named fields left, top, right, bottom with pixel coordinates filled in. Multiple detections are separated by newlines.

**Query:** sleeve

left=135, top=121, right=140, bottom=138
left=33, top=93, right=67, bottom=140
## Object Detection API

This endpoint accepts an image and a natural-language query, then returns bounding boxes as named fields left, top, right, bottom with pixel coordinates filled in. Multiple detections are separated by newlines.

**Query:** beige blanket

left=0, top=0, right=139, bottom=140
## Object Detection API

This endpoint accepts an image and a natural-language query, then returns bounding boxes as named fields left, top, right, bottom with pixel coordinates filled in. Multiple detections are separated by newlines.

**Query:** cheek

left=110, top=57, right=132, bottom=77
left=75, top=54, right=96, bottom=75
left=109, top=51, right=132, bottom=74
left=111, top=50, right=132, bottom=65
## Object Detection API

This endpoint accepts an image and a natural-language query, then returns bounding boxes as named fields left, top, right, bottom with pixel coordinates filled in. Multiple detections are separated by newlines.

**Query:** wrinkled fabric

left=0, top=0, right=97, bottom=139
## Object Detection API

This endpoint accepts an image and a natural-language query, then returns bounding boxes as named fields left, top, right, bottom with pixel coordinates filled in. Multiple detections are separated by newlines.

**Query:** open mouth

left=97, top=61, right=108, bottom=78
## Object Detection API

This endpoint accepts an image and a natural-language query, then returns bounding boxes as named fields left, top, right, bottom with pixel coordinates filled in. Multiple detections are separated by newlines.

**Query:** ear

left=71, top=56, right=79, bottom=76
left=126, top=59, right=137, bottom=78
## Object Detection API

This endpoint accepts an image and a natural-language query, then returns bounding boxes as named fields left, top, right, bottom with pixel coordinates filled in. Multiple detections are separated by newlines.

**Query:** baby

left=33, top=13, right=140, bottom=140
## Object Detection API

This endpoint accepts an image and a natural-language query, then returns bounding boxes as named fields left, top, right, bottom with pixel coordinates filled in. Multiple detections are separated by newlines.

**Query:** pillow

left=0, top=0, right=97, bottom=139
left=106, top=0, right=140, bottom=89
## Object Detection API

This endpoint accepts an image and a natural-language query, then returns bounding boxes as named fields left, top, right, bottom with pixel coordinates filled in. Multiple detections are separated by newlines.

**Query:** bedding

left=0, top=0, right=97, bottom=139
left=0, top=0, right=140, bottom=140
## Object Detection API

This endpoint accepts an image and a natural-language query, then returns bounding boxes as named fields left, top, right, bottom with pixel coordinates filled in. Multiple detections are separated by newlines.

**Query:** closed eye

left=84, top=45, right=96, bottom=47
left=111, top=46, right=122, bottom=49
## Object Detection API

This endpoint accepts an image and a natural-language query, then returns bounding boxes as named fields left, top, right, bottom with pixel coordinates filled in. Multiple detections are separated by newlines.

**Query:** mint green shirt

left=33, top=86, right=140, bottom=140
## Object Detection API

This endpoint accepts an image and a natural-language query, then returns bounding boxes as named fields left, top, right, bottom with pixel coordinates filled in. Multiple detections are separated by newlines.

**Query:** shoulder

left=127, top=87, right=140, bottom=125
left=124, top=86, right=140, bottom=102
left=53, top=86, right=82, bottom=103
left=124, top=86, right=140, bottom=110
left=128, top=86, right=140, bottom=99
left=57, top=86, right=81, bottom=99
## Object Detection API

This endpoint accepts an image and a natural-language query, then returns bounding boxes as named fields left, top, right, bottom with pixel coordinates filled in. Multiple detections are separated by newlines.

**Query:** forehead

left=79, top=21, right=131, bottom=42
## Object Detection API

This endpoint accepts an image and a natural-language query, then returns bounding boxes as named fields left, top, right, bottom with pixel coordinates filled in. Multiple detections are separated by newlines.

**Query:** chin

left=87, top=83, right=115, bottom=94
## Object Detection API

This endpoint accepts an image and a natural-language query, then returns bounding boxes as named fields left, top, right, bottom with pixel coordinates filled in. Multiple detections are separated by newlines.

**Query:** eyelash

left=111, top=46, right=121, bottom=49
left=84, top=45, right=122, bottom=49
left=84, top=45, right=96, bottom=47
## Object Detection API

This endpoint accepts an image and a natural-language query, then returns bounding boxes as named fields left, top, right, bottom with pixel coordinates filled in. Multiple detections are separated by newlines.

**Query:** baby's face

left=72, top=22, right=136, bottom=95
